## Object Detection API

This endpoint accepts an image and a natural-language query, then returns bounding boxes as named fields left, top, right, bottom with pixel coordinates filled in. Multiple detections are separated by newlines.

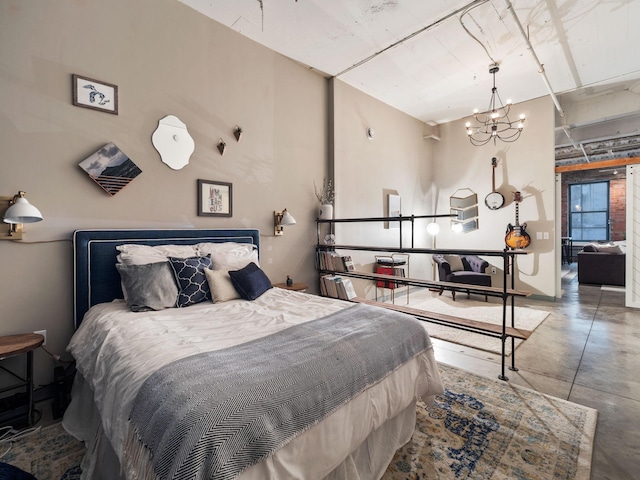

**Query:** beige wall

left=330, top=83, right=556, bottom=299
left=332, top=80, right=435, bottom=298
left=0, top=0, right=558, bottom=389
left=433, top=96, right=557, bottom=297
left=0, top=0, right=329, bottom=385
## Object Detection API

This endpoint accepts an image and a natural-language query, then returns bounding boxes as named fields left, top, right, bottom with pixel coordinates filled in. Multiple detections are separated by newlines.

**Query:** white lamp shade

left=426, top=222, right=440, bottom=236
left=3, top=197, right=43, bottom=224
left=280, top=210, right=296, bottom=226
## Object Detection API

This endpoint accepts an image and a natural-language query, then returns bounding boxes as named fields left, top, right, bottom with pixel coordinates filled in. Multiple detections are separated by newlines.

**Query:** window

left=569, top=182, right=609, bottom=241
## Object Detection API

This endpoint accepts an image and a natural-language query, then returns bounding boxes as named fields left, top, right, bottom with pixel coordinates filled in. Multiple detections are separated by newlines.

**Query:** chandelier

left=465, top=65, right=525, bottom=146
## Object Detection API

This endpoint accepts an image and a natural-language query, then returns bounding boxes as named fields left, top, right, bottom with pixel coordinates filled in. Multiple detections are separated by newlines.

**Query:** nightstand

left=273, top=282, right=308, bottom=292
left=0, top=333, right=44, bottom=426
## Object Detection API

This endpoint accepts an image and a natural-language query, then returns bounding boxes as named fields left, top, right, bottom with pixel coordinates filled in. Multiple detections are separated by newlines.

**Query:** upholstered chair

left=432, top=254, right=491, bottom=301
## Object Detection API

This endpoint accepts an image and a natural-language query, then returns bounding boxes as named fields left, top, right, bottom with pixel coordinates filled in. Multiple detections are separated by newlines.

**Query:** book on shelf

left=320, top=275, right=356, bottom=300
left=341, top=277, right=357, bottom=299
left=317, top=251, right=356, bottom=273
left=342, top=255, right=355, bottom=271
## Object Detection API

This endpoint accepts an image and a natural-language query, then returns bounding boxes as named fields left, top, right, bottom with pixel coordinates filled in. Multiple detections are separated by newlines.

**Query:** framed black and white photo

left=198, top=179, right=232, bottom=217
left=72, top=74, right=118, bottom=114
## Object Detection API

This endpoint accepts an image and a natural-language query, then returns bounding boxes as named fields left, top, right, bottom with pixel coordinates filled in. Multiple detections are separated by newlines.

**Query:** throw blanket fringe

left=123, top=428, right=157, bottom=480
left=123, top=303, right=433, bottom=480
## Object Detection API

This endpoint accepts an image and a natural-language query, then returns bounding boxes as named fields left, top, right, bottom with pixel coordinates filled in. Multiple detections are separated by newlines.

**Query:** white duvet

left=64, top=288, right=443, bottom=480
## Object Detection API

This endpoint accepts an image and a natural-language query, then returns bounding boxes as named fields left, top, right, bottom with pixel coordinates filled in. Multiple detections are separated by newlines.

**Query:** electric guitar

left=505, top=191, right=531, bottom=249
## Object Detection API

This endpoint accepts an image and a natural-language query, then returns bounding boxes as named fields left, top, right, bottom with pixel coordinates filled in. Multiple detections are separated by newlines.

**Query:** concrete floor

left=429, top=263, right=639, bottom=480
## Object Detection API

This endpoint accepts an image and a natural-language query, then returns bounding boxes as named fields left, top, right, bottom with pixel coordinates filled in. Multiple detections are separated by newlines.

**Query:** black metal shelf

left=315, top=216, right=530, bottom=381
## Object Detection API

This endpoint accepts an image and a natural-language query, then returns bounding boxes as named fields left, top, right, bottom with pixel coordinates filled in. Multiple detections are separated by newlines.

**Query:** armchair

left=432, top=254, right=491, bottom=301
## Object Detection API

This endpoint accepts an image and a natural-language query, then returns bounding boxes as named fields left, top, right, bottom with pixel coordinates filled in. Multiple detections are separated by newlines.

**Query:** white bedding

left=64, top=288, right=443, bottom=480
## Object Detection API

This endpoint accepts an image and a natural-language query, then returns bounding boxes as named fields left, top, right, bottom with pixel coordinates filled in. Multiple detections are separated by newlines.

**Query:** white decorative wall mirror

left=152, top=115, right=195, bottom=170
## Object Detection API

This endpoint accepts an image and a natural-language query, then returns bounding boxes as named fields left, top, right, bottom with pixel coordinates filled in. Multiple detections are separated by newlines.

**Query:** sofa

left=432, top=254, right=491, bottom=301
left=577, top=242, right=625, bottom=286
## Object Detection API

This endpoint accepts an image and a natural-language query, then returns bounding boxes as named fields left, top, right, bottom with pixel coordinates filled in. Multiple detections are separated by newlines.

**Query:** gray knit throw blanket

left=124, top=303, right=432, bottom=480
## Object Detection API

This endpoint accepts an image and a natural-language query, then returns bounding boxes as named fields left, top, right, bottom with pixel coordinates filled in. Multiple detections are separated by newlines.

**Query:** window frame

left=568, top=181, right=610, bottom=242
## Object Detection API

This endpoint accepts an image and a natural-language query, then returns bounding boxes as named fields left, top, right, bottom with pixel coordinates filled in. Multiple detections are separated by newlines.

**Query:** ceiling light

left=465, top=65, right=525, bottom=146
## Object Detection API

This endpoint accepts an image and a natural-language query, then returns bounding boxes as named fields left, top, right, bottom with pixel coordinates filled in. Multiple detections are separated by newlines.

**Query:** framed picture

left=388, top=194, right=401, bottom=229
left=198, top=179, right=232, bottom=217
left=72, top=74, right=118, bottom=115
left=78, top=142, right=141, bottom=196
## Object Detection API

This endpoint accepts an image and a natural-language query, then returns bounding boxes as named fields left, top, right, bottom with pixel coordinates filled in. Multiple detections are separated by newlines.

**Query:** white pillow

left=196, top=242, right=259, bottom=270
left=116, top=244, right=198, bottom=265
left=444, top=255, right=465, bottom=272
left=205, top=268, right=241, bottom=303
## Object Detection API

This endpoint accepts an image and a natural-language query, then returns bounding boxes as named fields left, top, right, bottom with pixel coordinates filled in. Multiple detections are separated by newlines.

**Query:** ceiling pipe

left=579, top=143, right=590, bottom=162
left=502, top=0, right=592, bottom=164
left=503, top=0, right=564, bottom=118
left=564, top=126, right=589, bottom=163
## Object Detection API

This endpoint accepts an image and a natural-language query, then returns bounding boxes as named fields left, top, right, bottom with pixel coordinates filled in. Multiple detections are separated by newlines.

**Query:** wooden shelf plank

left=319, top=269, right=530, bottom=298
left=352, top=298, right=532, bottom=340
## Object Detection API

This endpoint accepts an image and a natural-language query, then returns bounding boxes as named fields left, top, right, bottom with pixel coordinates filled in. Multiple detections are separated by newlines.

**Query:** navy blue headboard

left=73, top=229, right=260, bottom=328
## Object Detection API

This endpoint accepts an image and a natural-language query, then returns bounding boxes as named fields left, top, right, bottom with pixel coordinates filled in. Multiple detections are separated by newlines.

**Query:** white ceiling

left=178, top=0, right=640, bottom=130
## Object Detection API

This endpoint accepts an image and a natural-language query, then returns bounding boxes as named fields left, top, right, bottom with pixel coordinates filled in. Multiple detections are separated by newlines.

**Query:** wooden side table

left=0, top=333, right=44, bottom=426
left=273, top=282, right=308, bottom=292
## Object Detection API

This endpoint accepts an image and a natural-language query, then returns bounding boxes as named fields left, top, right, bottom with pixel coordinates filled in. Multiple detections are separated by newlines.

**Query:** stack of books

left=317, top=252, right=355, bottom=272
left=319, top=275, right=357, bottom=300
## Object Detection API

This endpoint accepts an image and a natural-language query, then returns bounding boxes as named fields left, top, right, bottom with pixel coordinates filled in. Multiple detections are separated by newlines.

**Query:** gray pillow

left=116, top=262, right=178, bottom=312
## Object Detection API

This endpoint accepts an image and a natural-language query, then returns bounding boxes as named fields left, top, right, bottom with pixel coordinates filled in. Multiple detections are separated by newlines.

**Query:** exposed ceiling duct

left=554, top=112, right=640, bottom=166
left=555, top=134, right=640, bottom=166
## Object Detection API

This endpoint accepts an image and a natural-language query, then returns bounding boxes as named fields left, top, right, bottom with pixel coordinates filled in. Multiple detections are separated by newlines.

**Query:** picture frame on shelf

left=72, top=74, right=118, bottom=115
left=387, top=193, right=401, bottom=229
left=197, top=179, right=232, bottom=217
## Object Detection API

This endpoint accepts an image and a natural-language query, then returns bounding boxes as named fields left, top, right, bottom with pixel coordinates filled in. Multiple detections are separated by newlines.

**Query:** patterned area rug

left=0, top=422, right=84, bottom=480
left=402, top=291, right=550, bottom=355
left=0, top=363, right=596, bottom=480
left=382, top=363, right=597, bottom=480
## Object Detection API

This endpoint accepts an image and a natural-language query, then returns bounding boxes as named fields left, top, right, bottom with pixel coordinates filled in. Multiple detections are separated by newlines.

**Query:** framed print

left=198, top=179, right=232, bottom=217
left=388, top=193, right=401, bottom=229
left=72, top=74, right=118, bottom=114
left=78, top=142, right=141, bottom=196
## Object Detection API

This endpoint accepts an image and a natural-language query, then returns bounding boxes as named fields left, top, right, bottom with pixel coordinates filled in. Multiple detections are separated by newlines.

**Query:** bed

left=63, top=228, right=443, bottom=480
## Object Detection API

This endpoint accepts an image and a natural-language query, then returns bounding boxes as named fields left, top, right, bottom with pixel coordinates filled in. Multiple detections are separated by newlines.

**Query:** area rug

left=0, top=364, right=596, bottom=480
left=382, top=363, right=597, bottom=480
left=0, top=422, right=84, bottom=480
left=403, top=291, right=550, bottom=355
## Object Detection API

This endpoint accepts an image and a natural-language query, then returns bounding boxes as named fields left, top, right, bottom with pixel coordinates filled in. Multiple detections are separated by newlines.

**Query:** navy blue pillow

left=168, top=255, right=213, bottom=307
left=228, top=262, right=272, bottom=300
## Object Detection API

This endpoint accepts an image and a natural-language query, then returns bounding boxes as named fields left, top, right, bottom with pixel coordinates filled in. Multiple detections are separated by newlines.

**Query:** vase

left=319, top=204, right=333, bottom=220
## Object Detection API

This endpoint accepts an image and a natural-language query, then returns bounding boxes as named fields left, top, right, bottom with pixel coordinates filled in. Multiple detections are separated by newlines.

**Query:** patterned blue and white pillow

left=168, top=255, right=213, bottom=307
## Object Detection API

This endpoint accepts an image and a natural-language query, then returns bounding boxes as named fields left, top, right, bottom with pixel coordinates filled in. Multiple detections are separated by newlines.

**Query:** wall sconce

left=1, top=191, right=43, bottom=240
left=217, top=139, right=227, bottom=155
left=274, top=209, right=296, bottom=236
